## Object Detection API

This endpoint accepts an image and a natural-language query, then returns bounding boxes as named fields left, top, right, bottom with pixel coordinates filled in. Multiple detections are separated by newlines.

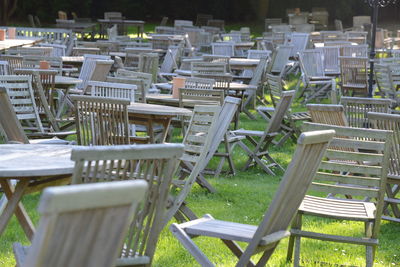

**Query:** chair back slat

left=266, top=90, right=295, bottom=134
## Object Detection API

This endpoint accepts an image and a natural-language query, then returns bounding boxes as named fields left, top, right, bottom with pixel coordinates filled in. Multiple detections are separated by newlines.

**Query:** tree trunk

left=0, top=0, right=18, bottom=25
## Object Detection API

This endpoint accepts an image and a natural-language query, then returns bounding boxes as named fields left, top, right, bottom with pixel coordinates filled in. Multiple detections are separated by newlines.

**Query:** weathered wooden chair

left=162, top=105, right=220, bottom=224
left=13, top=180, right=148, bottom=267
left=340, top=96, right=392, bottom=128
left=71, top=144, right=183, bottom=266
left=138, top=53, right=159, bottom=83
left=0, top=86, right=71, bottom=145
left=257, top=73, right=311, bottom=146
left=317, top=46, right=340, bottom=76
left=179, top=88, right=224, bottom=108
left=106, top=76, right=146, bottom=103
left=203, top=96, right=243, bottom=177
left=0, top=55, right=24, bottom=74
left=159, top=45, right=180, bottom=80
left=298, top=50, right=337, bottom=104
left=170, top=130, right=335, bottom=267
left=0, top=75, right=73, bottom=139
left=267, top=45, right=293, bottom=77
left=375, top=64, right=399, bottom=107
left=0, top=60, right=9, bottom=75
left=231, top=90, right=295, bottom=175
left=71, top=95, right=131, bottom=146
left=123, top=47, right=153, bottom=70
left=339, top=56, right=369, bottom=97
left=288, top=33, right=310, bottom=59
left=368, top=112, right=400, bottom=223
left=288, top=122, right=392, bottom=267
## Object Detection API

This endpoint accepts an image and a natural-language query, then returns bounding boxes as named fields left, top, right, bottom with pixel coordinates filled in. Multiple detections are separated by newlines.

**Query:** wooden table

left=62, top=56, right=84, bottom=67
left=0, top=37, right=42, bottom=51
left=146, top=94, right=222, bottom=107
left=127, top=103, right=192, bottom=143
left=0, top=144, right=76, bottom=240
left=98, top=19, right=145, bottom=38
left=229, top=58, right=259, bottom=70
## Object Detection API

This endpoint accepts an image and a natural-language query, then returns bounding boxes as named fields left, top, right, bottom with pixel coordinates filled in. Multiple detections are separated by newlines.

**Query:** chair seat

left=310, top=76, right=332, bottom=81
left=299, top=195, right=376, bottom=221
left=342, top=83, right=367, bottom=89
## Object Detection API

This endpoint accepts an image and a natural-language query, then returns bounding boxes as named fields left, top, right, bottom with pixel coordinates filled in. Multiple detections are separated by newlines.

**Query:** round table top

left=127, top=103, right=192, bottom=116
left=0, top=144, right=76, bottom=177
left=55, top=76, right=82, bottom=85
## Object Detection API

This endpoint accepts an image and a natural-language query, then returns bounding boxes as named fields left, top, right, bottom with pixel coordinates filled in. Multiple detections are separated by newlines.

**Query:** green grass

left=1, top=23, right=400, bottom=266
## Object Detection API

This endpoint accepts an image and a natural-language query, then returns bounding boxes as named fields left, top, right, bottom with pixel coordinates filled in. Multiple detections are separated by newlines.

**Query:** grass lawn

left=0, top=23, right=400, bottom=266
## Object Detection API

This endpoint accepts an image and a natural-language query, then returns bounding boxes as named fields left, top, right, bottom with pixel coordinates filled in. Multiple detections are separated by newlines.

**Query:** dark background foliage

left=8, top=0, right=400, bottom=25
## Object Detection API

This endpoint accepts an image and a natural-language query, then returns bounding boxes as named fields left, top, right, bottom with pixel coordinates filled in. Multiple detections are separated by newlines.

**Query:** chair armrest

left=259, top=230, right=290, bottom=246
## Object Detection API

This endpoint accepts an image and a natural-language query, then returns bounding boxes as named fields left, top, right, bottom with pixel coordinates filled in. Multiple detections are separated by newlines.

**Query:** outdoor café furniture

left=290, top=122, right=392, bottom=267
left=231, top=91, right=295, bottom=175
left=13, top=180, right=148, bottom=267
left=127, top=103, right=192, bottom=143
left=170, top=130, right=334, bottom=266
left=0, top=144, right=77, bottom=240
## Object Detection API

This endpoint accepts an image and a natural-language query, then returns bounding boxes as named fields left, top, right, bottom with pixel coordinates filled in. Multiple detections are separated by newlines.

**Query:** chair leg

left=170, top=223, right=214, bottom=267
left=287, top=213, right=302, bottom=263
left=366, top=245, right=375, bottom=267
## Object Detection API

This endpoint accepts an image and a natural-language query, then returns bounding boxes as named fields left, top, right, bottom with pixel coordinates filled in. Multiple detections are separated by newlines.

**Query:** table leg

left=0, top=179, right=35, bottom=240
left=161, top=118, right=172, bottom=143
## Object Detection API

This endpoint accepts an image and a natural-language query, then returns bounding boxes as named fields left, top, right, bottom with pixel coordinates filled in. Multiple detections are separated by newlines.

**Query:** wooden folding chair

left=368, top=112, right=400, bottom=223
left=13, top=180, right=148, bottom=267
left=231, top=90, right=295, bottom=175
left=288, top=122, right=392, bottom=267
left=170, top=130, right=334, bottom=267
left=71, top=144, right=183, bottom=266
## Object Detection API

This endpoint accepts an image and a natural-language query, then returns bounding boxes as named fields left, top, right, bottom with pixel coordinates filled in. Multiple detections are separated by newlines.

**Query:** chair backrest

left=340, top=96, right=392, bottom=128
left=211, top=42, right=234, bottom=56
left=78, top=54, right=111, bottom=91
left=184, top=77, right=214, bottom=90
left=87, top=59, right=114, bottom=85
left=265, top=18, right=283, bottom=31
left=307, top=104, right=348, bottom=126
left=269, top=45, right=293, bottom=74
left=240, top=130, right=334, bottom=263
left=179, top=88, right=224, bottom=108
left=340, top=44, right=368, bottom=57
left=353, top=16, right=371, bottom=28
left=160, top=45, right=180, bottom=73
left=104, top=12, right=123, bottom=20
left=191, top=61, right=227, bottom=75
left=334, top=19, right=343, bottom=31
left=116, top=69, right=152, bottom=91
left=123, top=47, right=153, bottom=68
left=368, top=112, right=400, bottom=179
left=302, top=122, right=391, bottom=240
left=7, top=47, right=53, bottom=57
left=321, top=31, right=346, bottom=42
left=0, top=75, right=44, bottom=134
left=288, top=13, right=308, bottom=25
left=106, top=76, right=146, bottom=103
left=0, top=86, right=29, bottom=144
left=249, top=57, right=268, bottom=87
left=318, top=46, right=340, bottom=74
left=202, top=54, right=231, bottom=71
left=207, top=19, right=225, bottom=31
left=288, top=33, right=310, bottom=58
left=294, top=23, right=315, bottom=33
left=298, top=49, right=325, bottom=78
left=339, top=56, right=368, bottom=96
left=0, top=55, right=23, bottom=74
left=196, top=14, right=212, bottom=26
left=24, top=180, right=148, bottom=267
left=265, top=90, right=295, bottom=134
left=375, top=64, right=395, bottom=98
left=174, top=19, right=193, bottom=28
left=164, top=105, right=220, bottom=222
left=270, top=24, right=292, bottom=33
left=27, top=14, right=35, bottom=27
left=38, top=43, right=66, bottom=57
left=71, top=143, right=183, bottom=265
left=160, top=16, right=169, bottom=26
left=266, top=73, right=284, bottom=107
left=138, top=53, right=159, bottom=83
left=71, top=95, right=130, bottom=146
left=88, top=81, right=136, bottom=102
left=345, top=31, right=367, bottom=44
